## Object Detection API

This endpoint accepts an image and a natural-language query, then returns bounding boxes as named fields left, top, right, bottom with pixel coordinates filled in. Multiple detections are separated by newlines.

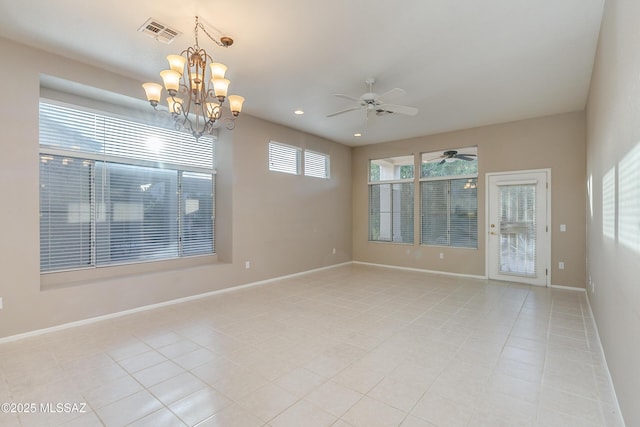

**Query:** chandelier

left=142, top=16, right=245, bottom=139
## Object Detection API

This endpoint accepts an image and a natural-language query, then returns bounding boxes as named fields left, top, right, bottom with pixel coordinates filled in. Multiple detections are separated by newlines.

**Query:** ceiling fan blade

left=378, top=103, right=418, bottom=116
left=326, top=106, right=362, bottom=118
left=378, top=87, right=406, bottom=101
left=456, top=155, right=477, bottom=161
left=334, top=94, right=360, bottom=102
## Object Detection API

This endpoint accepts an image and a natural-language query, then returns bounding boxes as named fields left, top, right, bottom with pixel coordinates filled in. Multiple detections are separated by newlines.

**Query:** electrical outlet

left=0, top=297, right=3, bottom=309
left=439, top=253, right=444, bottom=259
left=245, top=261, right=251, bottom=269
left=560, top=224, right=566, bottom=232
left=332, top=247, right=336, bottom=255
left=559, top=261, right=565, bottom=270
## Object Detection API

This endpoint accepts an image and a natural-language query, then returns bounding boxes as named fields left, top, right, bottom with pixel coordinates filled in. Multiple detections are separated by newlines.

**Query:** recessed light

left=354, top=133, right=362, bottom=137
left=294, top=110, right=304, bottom=115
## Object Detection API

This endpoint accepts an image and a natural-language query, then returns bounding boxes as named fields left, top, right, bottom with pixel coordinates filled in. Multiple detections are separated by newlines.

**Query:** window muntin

left=268, top=141, right=301, bottom=175
left=420, top=147, right=478, bottom=248
left=39, top=101, right=215, bottom=273
left=368, top=155, right=414, bottom=243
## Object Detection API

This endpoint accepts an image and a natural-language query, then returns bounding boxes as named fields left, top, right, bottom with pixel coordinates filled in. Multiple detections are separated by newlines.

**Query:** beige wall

left=0, top=37, right=352, bottom=339
left=586, top=0, right=640, bottom=425
left=352, top=112, right=587, bottom=287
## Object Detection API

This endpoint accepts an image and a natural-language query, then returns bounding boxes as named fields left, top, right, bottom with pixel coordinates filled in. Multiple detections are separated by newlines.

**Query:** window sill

left=367, top=240, right=415, bottom=245
left=40, top=254, right=219, bottom=291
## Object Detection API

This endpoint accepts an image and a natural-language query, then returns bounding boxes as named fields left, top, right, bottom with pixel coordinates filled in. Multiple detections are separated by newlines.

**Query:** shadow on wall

left=598, top=141, right=640, bottom=253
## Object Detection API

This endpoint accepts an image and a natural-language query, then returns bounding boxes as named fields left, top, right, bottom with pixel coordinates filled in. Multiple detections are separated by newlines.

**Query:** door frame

left=485, top=169, right=551, bottom=287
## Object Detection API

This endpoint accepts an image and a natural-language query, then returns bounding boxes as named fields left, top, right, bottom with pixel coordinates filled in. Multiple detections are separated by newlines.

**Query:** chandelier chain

left=194, top=16, right=229, bottom=49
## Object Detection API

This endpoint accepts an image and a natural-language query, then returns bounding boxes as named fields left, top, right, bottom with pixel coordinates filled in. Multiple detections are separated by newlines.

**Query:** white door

left=487, top=171, right=549, bottom=286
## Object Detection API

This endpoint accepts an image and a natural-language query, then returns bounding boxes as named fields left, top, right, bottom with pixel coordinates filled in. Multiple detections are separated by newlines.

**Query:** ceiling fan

left=327, top=77, right=418, bottom=118
left=437, top=150, right=477, bottom=164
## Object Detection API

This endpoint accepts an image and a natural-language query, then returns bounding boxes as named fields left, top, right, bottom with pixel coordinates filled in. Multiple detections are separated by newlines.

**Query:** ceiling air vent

left=138, top=18, right=181, bottom=44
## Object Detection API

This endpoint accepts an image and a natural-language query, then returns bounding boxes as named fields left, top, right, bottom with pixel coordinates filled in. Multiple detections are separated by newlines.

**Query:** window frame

left=419, top=147, right=479, bottom=249
left=368, top=155, right=415, bottom=244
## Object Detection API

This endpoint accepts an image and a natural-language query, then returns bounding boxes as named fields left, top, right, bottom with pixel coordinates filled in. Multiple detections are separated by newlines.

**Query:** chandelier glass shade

left=143, top=16, right=244, bottom=139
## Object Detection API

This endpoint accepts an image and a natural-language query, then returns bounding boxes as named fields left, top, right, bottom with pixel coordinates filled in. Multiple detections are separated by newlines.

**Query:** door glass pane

left=499, top=184, right=536, bottom=277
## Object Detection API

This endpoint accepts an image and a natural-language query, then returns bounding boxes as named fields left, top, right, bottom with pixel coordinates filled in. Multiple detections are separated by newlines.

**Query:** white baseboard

left=352, top=261, right=488, bottom=280
left=584, top=293, right=627, bottom=426
left=0, top=262, right=352, bottom=344
left=550, top=284, right=586, bottom=292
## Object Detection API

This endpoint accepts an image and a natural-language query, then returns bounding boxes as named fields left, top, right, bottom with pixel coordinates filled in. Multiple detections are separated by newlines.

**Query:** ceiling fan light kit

left=143, top=16, right=245, bottom=140
left=327, top=77, right=418, bottom=120
left=438, top=150, right=477, bottom=165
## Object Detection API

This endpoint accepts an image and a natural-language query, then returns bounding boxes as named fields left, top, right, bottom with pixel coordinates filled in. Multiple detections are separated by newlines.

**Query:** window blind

left=498, top=184, right=536, bottom=276
left=39, top=155, right=93, bottom=271
left=421, top=178, right=477, bottom=248
left=268, top=141, right=301, bottom=175
left=181, top=172, right=214, bottom=256
left=304, top=150, right=330, bottom=178
left=369, top=182, right=414, bottom=243
left=40, top=101, right=214, bottom=171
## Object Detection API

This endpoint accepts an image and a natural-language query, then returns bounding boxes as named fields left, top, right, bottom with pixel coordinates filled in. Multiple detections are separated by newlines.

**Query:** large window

left=39, top=101, right=215, bottom=273
left=420, top=148, right=478, bottom=248
left=368, top=155, right=414, bottom=243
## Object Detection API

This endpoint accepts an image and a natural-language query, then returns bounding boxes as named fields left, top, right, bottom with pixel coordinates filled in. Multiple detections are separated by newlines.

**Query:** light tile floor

left=0, top=264, right=626, bottom=426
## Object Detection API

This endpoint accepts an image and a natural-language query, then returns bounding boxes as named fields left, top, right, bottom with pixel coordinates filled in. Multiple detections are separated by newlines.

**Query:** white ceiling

left=0, top=0, right=605, bottom=146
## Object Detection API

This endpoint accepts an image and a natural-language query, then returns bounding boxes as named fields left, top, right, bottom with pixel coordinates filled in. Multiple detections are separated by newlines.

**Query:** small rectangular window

left=269, top=141, right=301, bottom=175
left=304, top=150, right=330, bottom=179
